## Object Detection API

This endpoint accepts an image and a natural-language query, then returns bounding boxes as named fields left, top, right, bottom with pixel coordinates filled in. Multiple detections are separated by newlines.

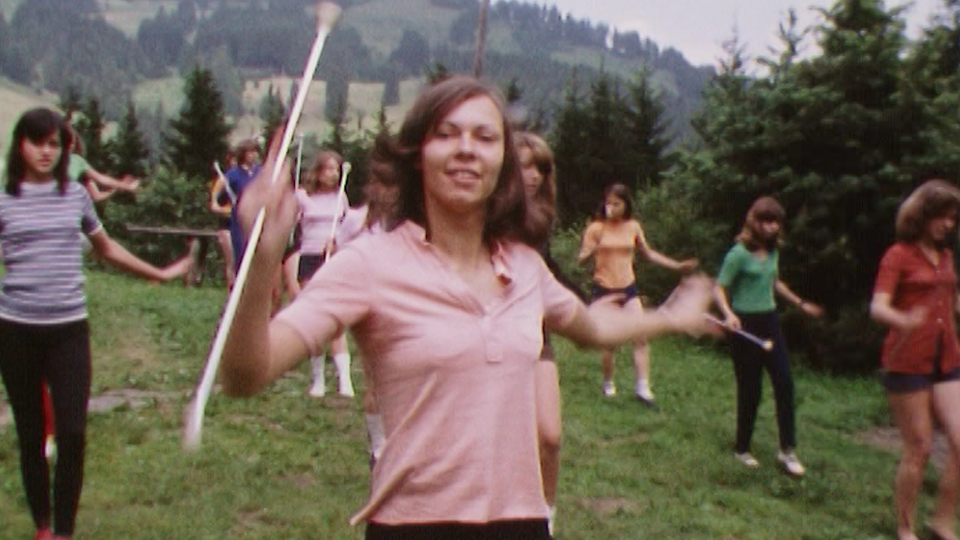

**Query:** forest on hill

left=0, top=0, right=712, bottom=137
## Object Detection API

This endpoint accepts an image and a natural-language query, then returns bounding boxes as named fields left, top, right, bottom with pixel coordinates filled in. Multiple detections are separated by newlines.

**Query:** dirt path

left=0, top=389, right=186, bottom=430
left=859, top=427, right=951, bottom=468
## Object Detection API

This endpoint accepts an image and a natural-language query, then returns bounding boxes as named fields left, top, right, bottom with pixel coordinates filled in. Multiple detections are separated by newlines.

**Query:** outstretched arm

left=87, top=229, right=194, bottom=282
left=85, top=168, right=140, bottom=193
left=775, top=280, right=822, bottom=317
left=636, top=224, right=698, bottom=273
left=555, top=275, right=713, bottom=348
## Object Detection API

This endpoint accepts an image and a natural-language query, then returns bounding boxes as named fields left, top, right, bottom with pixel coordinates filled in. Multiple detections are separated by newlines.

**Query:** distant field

left=97, top=0, right=178, bottom=37
left=0, top=80, right=57, bottom=153
left=129, top=73, right=423, bottom=145
left=345, top=0, right=463, bottom=59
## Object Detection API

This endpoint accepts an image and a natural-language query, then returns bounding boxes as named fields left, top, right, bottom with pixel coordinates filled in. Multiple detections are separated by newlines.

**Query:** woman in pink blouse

left=219, top=76, right=712, bottom=539
left=295, top=151, right=354, bottom=398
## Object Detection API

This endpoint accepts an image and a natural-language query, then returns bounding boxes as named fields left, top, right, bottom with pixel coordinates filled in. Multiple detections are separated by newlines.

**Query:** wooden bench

left=125, top=224, right=221, bottom=286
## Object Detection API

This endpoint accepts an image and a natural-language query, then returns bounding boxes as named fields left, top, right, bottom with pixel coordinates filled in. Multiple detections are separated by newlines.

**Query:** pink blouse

left=275, top=221, right=581, bottom=525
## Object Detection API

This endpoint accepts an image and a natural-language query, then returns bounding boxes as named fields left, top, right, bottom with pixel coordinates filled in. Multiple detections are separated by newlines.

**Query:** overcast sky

left=535, top=0, right=947, bottom=67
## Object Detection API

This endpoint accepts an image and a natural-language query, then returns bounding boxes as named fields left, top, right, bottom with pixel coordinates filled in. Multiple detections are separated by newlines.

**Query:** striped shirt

left=0, top=180, right=103, bottom=324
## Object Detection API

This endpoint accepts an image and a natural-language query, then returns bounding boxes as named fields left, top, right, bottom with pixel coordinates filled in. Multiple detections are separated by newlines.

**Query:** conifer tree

left=165, top=65, right=231, bottom=180
left=111, top=100, right=150, bottom=178
left=74, top=97, right=110, bottom=170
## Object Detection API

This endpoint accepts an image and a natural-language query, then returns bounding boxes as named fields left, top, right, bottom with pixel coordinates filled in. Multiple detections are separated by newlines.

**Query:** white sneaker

left=602, top=381, right=617, bottom=396
left=44, top=435, right=57, bottom=461
left=308, top=379, right=326, bottom=397
left=735, top=452, right=760, bottom=468
left=777, top=450, right=805, bottom=476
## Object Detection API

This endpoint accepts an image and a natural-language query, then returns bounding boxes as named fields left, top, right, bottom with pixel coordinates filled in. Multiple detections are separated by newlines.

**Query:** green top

left=717, top=242, right=778, bottom=313
left=68, top=154, right=89, bottom=182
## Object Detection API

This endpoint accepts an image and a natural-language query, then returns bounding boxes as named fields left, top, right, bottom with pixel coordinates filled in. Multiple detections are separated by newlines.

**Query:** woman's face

left=242, top=149, right=260, bottom=167
left=318, top=158, right=341, bottom=190
left=924, top=209, right=957, bottom=245
left=604, top=194, right=626, bottom=220
left=21, top=131, right=62, bottom=177
left=420, top=95, right=505, bottom=215
left=758, top=218, right=781, bottom=239
left=517, top=146, right=543, bottom=197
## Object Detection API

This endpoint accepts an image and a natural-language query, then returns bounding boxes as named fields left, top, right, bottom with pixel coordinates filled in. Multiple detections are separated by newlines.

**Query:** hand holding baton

left=183, top=1, right=343, bottom=452
left=704, top=314, right=774, bottom=351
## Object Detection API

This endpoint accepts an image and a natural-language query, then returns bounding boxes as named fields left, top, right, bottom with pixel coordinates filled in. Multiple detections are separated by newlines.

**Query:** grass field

left=0, top=269, right=936, bottom=539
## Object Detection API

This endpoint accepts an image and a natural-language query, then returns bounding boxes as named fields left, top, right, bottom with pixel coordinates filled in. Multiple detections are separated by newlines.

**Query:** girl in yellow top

left=579, top=183, right=698, bottom=404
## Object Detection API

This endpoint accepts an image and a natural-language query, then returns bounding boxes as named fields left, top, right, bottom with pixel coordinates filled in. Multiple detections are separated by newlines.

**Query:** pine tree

left=165, top=65, right=231, bottom=180
left=551, top=73, right=591, bottom=224
left=111, top=100, right=150, bottom=178
left=74, top=97, right=110, bottom=170
left=623, top=69, right=674, bottom=189
left=260, top=86, right=286, bottom=144
left=58, top=85, right=84, bottom=121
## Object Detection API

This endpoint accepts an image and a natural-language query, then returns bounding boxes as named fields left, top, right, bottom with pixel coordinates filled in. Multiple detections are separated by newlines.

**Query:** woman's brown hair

left=515, top=131, right=557, bottom=243
left=896, top=179, right=960, bottom=243
left=303, top=150, right=343, bottom=194
left=736, top=196, right=786, bottom=251
left=366, top=76, right=543, bottom=246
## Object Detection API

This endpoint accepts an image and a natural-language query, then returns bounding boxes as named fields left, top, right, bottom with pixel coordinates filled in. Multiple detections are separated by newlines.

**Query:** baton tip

left=315, top=2, right=343, bottom=31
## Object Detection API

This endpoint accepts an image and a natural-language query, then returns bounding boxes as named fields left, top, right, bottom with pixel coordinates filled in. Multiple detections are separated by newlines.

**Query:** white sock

left=334, top=353, right=355, bottom=397
left=308, top=355, right=325, bottom=396
left=365, top=413, right=386, bottom=459
left=636, top=378, right=652, bottom=398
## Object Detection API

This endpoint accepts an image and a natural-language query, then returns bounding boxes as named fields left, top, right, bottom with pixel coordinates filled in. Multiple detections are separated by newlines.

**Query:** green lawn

left=0, top=271, right=925, bottom=539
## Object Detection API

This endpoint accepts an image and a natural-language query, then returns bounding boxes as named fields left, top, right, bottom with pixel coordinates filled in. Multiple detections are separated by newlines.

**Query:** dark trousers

left=0, top=319, right=91, bottom=536
left=366, top=519, right=551, bottom=539
left=729, top=312, right=796, bottom=453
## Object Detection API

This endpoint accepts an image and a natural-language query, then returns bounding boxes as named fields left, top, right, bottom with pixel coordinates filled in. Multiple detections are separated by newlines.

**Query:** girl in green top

left=714, top=196, right=822, bottom=476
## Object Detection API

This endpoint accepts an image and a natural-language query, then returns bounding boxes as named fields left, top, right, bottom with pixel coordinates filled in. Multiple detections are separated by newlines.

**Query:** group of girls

left=3, top=74, right=960, bottom=540
left=211, top=141, right=358, bottom=398
left=576, top=179, right=819, bottom=476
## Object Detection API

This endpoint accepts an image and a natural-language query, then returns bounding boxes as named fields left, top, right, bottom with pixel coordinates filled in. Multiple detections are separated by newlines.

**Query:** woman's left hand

left=800, top=301, right=823, bottom=318
left=677, top=258, right=700, bottom=274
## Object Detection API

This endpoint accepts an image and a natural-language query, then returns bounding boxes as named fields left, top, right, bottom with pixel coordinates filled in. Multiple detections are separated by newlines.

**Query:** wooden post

left=473, top=0, right=491, bottom=77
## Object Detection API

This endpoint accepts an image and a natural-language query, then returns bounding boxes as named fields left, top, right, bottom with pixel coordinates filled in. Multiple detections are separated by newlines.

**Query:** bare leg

left=601, top=348, right=616, bottom=395
left=930, top=381, right=960, bottom=540
left=283, top=252, right=301, bottom=300
left=535, top=360, right=561, bottom=506
left=632, top=339, right=651, bottom=398
left=889, top=389, right=934, bottom=540
left=216, top=230, right=235, bottom=289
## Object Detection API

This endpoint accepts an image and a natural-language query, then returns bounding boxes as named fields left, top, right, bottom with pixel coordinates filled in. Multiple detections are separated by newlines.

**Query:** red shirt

left=873, top=242, right=959, bottom=374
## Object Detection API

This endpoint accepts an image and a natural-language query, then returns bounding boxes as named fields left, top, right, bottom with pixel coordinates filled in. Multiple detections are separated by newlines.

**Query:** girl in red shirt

left=871, top=179, right=960, bottom=540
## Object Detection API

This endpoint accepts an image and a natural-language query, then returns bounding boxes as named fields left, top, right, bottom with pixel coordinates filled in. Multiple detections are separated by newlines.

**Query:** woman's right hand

left=659, top=275, right=715, bottom=336
left=897, top=306, right=927, bottom=333
left=723, top=313, right=742, bottom=331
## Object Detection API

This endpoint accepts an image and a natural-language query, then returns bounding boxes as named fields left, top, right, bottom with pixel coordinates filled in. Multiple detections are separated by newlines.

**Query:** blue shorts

left=882, top=335, right=960, bottom=393
left=590, top=283, right=639, bottom=306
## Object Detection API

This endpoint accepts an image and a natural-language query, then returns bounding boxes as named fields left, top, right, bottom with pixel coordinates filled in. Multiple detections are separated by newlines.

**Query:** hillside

left=0, top=0, right=713, bottom=147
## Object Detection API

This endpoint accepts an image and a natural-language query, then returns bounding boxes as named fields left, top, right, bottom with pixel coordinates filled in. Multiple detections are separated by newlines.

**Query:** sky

left=537, top=0, right=948, bottom=67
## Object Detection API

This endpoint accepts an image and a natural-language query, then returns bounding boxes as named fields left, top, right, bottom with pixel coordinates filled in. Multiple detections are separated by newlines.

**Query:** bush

left=634, top=179, right=730, bottom=305
left=98, top=168, right=226, bottom=283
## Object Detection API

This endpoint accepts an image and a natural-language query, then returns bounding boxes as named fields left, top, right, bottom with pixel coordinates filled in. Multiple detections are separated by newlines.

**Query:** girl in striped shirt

left=0, top=108, right=195, bottom=540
